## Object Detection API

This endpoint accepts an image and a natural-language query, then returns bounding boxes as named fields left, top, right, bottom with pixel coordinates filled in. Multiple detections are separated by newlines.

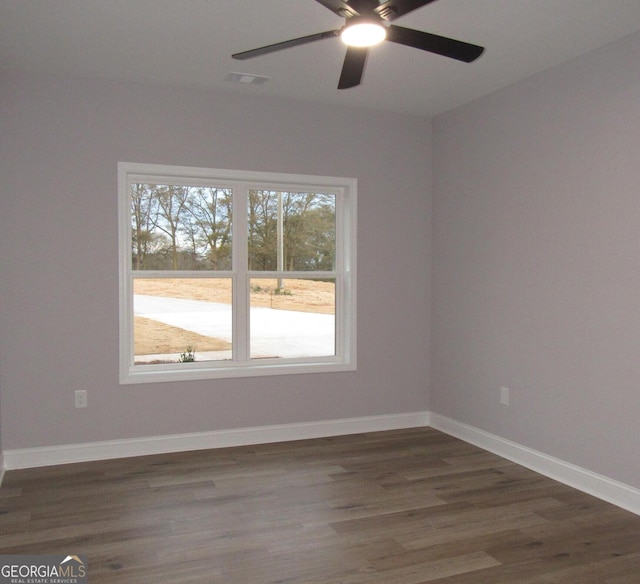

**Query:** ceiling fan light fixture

left=340, top=20, right=386, bottom=47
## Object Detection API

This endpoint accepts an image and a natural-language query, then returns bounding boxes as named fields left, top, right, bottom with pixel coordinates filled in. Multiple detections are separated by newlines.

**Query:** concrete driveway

left=134, top=294, right=335, bottom=359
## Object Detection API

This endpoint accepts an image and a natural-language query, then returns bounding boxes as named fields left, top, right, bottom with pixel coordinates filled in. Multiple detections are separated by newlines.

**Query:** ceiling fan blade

left=374, top=0, right=439, bottom=21
left=386, top=25, right=484, bottom=62
left=232, top=30, right=339, bottom=60
left=338, top=46, right=368, bottom=89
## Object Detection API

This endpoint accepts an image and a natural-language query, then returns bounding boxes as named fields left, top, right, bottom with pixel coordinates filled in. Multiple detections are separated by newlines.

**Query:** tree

left=185, top=187, right=232, bottom=270
left=152, top=184, right=190, bottom=270
left=131, top=183, right=161, bottom=269
left=132, top=185, right=335, bottom=273
left=248, top=190, right=278, bottom=270
left=248, top=190, right=336, bottom=273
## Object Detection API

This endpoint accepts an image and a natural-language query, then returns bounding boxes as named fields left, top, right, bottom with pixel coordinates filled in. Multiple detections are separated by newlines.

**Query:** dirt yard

left=134, top=278, right=335, bottom=356
left=134, top=316, right=231, bottom=356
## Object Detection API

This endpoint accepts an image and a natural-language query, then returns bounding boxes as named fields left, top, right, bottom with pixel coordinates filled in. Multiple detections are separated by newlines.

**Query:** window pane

left=248, top=191, right=336, bottom=271
left=250, top=278, right=335, bottom=359
left=131, top=184, right=232, bottom=270
left=133, top=278, right=232, bottom=364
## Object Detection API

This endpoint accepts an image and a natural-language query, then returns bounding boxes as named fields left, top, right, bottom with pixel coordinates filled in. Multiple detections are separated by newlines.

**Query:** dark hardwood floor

left=1, top=427, right=639, bottom=583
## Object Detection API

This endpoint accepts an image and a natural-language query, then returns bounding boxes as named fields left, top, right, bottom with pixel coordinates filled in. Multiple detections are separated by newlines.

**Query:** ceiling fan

left=232, top=0, right=484, bottom=89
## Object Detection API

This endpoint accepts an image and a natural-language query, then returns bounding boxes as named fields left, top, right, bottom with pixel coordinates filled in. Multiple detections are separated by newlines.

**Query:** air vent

left=225, top=72, right=270, bottom=85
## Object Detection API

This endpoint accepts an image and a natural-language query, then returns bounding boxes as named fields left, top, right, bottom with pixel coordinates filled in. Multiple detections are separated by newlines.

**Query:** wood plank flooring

left=1, top=427, right=640, bottom=583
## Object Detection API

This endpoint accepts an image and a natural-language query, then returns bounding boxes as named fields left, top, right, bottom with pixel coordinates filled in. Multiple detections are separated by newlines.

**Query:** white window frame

left=118, top=162, right=357, bottom=384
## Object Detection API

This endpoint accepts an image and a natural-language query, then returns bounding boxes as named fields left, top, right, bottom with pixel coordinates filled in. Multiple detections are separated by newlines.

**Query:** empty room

left=1, top=1, right=640, bottom=582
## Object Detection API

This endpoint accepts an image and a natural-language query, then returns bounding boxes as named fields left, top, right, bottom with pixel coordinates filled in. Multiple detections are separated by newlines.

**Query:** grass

left=134, top=278, right=335, bottom=313
left=134, top=316, right=231, bottom=356
left=134, top=278, right=334, bottom=357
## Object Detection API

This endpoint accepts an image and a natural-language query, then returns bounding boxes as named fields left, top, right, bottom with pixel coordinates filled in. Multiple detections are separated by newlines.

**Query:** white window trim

left=118, top=162, right=357, bottom=384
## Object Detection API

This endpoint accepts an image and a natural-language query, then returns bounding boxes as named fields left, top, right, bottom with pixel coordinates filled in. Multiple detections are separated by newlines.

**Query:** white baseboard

left=429, top=413, right=640, bottom=516
left=2, top=411, right=430, bottom=470
left=3, top=410, right=639, bottom=517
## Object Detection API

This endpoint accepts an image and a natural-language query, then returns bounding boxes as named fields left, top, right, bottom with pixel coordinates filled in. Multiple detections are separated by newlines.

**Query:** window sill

left=120, top=358, right=357, bottom=385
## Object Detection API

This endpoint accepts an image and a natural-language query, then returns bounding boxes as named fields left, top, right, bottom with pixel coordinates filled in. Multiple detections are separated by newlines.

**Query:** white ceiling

left=1, top=0, right=640, bottom=118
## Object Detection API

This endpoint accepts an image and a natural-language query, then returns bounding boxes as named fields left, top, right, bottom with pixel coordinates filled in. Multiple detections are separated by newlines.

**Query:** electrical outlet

left=75, top=390, right=88, bottom=408
left=500, top=386, right=510, bottom=406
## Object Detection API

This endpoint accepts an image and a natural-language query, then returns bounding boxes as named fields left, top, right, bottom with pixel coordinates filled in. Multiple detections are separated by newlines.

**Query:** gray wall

left=432, top=32, right=640, bottom=488
left=0, top=73, right=432, bottom=449
left=2, top=31, right=639, bottom=494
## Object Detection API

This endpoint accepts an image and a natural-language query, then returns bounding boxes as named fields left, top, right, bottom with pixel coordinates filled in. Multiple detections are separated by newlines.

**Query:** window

left=118, top=163, right=356, bottom=383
